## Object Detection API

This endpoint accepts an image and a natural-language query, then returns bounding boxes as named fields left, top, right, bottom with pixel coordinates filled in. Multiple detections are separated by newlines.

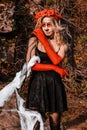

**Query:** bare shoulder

left=61, top=44, right=68, bottom=52
left=64, top=44, right=68, bottom=52
left=28, top=37, right=37, bottom=46
left=58, top=44, right=68, bottom=59
left=29, top=36, right=37, bottom=41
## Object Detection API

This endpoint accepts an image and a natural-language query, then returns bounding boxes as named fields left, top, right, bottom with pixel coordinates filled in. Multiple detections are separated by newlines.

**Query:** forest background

left=0, top=0, right=87, bottom=129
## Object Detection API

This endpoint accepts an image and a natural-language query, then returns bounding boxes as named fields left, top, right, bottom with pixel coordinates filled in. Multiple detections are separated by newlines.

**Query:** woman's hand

left=53, top=66, right=69, bottom=78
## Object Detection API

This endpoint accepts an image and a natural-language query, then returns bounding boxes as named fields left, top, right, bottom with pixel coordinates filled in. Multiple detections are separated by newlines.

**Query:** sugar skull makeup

left=41, top=17, right=55, bottom=37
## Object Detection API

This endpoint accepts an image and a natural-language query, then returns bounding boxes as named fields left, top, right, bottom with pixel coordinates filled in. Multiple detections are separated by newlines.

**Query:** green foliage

left=12, top=20, right=16, bottom=31
left=47, top=0, right=53, bottom=5
left=78, top=35, right=87, bottom=43
left=0, top=37, right=8, bottom=46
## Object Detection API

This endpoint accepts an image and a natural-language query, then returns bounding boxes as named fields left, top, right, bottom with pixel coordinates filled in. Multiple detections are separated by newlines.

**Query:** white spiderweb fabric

left=0, top=55, right=44, bottom=130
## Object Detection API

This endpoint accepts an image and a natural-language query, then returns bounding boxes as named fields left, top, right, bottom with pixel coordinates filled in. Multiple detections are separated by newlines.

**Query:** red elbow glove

left=32, top=62, right=54, bottom=71
left=53, top=66, right=69, bottom=78
left=33, top=28, right=62, bottom=65
left=32, top=62, right=68, bottom=78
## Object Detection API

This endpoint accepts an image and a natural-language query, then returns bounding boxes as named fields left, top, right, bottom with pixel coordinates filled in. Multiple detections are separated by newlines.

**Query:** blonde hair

left=35, top=16, right=65, bottom=46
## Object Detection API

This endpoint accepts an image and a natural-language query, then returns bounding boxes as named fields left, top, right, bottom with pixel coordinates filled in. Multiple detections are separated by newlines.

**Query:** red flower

left=35, top=9, right=62, bottom=22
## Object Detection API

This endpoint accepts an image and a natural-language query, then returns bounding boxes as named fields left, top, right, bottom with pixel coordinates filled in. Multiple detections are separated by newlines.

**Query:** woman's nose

left=44, top=26, right=49, bottom=30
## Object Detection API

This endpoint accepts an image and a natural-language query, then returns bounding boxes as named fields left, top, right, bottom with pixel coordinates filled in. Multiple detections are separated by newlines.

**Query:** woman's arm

left=26, top=36, right=68, bottom=77
left=32, top=63, right=55, bottom=71
left=33, top=28, right=62, bottom=65
left=32, top=62, right=68, bottom=78
left=26, top=37, right=37, bottom=63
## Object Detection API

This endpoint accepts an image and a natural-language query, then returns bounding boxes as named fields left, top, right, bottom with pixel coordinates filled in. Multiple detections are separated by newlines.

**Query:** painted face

left=41, top=17, right=55, bottom=37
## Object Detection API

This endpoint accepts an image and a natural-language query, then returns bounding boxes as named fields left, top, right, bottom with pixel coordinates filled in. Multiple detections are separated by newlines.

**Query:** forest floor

left=62, top=92, right=87, bottom=130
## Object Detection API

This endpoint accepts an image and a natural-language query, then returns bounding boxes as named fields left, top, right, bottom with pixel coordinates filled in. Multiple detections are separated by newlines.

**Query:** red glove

left=32, top=62, right=55, bottom=71
left=53, top=66, right=69, bottom=78
left=32, top=62, right=68, bottom=78
left=33, top=28, right=62, bottom=65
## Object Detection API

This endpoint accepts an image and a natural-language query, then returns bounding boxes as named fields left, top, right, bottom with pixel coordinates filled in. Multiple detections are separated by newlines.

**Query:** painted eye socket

left=41, top=23, right=45, bottom=27
left=41, top=22, right=52, bottom=27
left=47, top=22, right=52, bottom=27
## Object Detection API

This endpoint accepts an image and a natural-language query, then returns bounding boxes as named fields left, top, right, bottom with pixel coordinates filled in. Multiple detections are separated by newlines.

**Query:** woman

left=26, top=9, right=68, bottom=130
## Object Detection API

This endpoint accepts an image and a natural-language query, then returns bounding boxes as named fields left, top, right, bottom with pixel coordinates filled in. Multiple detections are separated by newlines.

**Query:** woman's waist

left=32, top=69, right=60, bottom=77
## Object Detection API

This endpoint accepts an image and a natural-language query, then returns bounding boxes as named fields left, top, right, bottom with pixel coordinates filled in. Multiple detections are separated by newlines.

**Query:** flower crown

left=34, top=9, right=62, bottom=22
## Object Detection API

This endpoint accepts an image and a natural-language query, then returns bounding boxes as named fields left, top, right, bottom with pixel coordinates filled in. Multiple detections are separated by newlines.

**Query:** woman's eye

left=47, top=22, right=52, bottom=27
left=41, top=22, right=52, bottom=27
left=42, top=23, right=45, bottom=27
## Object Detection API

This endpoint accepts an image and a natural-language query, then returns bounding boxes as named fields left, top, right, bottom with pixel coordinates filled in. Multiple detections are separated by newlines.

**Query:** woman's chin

left=45, top=34, right=54, bottom=39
